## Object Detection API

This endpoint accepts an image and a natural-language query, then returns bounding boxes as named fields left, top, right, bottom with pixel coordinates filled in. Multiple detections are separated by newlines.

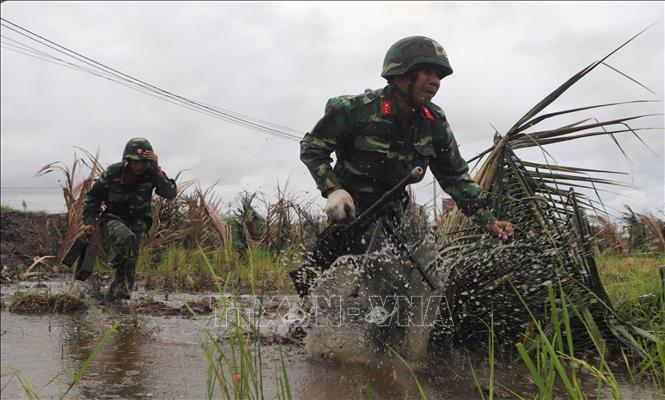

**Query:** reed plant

left=136, top=244, right=298, bottom=292
left=196, top=249, right=293, bottom=399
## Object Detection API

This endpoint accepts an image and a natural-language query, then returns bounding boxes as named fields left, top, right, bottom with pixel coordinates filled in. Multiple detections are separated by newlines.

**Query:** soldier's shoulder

left=325, top=88, right=381, bottom=113
left=104, top=162, right=125, bottom=177
left=426, top=102, right=447, bottom=120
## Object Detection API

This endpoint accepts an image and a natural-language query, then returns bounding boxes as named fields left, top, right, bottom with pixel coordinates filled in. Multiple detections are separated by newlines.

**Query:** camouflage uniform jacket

left=83, top=162, right=177, bottom=232
left=300, top=85, right=497, bottom=227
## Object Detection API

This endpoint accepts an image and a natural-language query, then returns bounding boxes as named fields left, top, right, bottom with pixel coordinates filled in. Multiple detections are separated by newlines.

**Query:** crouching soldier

left=82, top=138, right=177, bottom=300
left=293, top=36, right=514, bottom=296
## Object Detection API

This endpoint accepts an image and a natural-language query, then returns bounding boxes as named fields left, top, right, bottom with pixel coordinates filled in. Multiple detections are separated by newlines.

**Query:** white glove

left=325, top=189, right=356, bottom=221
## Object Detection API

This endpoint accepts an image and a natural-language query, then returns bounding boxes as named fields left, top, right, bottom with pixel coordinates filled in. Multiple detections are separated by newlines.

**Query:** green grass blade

left=62, top=323, right=118, bottom=398
left=387, top=346, right=428, bottom=400
left=0, top=371, right=17, bottom=393
left=38, top=371, right=63, bottom=394
left=516, top=343, right=550, bottom=399
left=15, top=370, right=39, bottom=400
left=512, top=285, right=578, bottom=396
left=654, top=332, right=665, bottom=386
left=279, top=347, right=292, bottom=400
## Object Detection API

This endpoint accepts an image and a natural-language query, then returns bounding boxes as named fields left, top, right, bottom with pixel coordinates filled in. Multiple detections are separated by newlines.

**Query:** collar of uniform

left=120, top=168, right=135, bottom=185
left=422, top=105, right=434, bottom=121
left=380, top=85, right=399, bottom=118
left=119, top=161, right=146, bottom=186
left=381, top=85, right=434, bottom=121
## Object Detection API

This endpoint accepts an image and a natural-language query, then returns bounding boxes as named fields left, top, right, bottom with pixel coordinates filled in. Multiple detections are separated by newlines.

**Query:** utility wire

left=1, top=187, right=62, bottom=190
left=0, top=42, right=288, bottom=136
left=0, top=25, right=302, bottom=141
left=0, top=18, right=303, bottom=142
left=0, top=18, right=301, bottom=139
left=1, top=39, right=303, bottom=139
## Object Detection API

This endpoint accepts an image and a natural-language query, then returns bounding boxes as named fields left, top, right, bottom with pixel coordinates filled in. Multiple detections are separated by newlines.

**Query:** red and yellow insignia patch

left=381, top=100, right=393, bottom=116
left=423, top=106, right=434, bottom=121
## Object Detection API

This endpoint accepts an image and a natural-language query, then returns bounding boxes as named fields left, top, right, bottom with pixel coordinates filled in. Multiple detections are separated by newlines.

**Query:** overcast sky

left=1, top=1, right=663, bottom=220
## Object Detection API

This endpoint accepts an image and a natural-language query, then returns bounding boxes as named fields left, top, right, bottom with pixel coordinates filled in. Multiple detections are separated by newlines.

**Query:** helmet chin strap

left=392, top=70, right=419, bottom=112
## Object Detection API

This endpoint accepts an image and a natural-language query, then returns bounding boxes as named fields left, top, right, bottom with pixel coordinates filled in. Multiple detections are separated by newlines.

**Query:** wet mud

left=1, top=278, right=661, bottom=399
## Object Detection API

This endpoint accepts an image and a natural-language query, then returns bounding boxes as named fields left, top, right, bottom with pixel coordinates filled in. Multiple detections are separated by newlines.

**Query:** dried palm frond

left=253, top=184, right=324, bottom=253
left=232, top=192, right=265, bottom=252
left=143, top=174, right=196, bottom=253
left=261, top=184, right=294, bottom=252
left=434, top=198, right=455, bottom=231
left=37, top=149, right=105, bottom=261
left=200, top=186, right=232, bottom=249
left=591, top=215, right=627, bottom=253
left=430, top=25, right=661, bottom=356
left=620, top=205, right=665, bottom=252
left=638, top=212, right=665, bottom=252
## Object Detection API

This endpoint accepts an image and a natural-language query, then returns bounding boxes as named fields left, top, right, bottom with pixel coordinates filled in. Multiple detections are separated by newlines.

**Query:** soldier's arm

left=82, top=172, right=109, bottom=226
left=151, top=169, right=177, bottom=200
left=300, top=97, right=352, bottom=197
left=429, top=120, right=497, bottom=228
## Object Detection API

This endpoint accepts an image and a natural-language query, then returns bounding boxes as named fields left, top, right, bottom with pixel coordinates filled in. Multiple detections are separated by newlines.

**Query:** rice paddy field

left=1, top=204, right=663, bottom=400
left=2, top=31, right=664, bottom=398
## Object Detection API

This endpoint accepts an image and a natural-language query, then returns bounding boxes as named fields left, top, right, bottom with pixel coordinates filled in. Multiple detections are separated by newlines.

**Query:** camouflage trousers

left=101, top=217, right=144, bottom=294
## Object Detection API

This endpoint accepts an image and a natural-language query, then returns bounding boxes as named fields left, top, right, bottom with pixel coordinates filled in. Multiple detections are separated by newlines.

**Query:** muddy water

left=1, top=279, right=661, bottom=400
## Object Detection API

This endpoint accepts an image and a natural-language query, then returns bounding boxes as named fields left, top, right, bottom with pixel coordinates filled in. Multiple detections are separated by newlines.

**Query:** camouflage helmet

left=123, top=138, right=153, bottom=161
left=381, top=36, right=453, bottom=80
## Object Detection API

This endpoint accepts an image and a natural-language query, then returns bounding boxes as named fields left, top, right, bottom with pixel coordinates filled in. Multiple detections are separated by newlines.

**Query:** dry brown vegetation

left=9, top=290, right=87, bottom=314
left=34, top=150, right=324, bottom=273
left=0, top=211, right=67, bottom=279
left=591, top=208, right=665, bottom=253
left=36, top=148, right=107, bottom=261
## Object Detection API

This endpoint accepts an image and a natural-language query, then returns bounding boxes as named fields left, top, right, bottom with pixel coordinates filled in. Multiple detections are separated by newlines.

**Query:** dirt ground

left=0, top=210, right=68, bottom=279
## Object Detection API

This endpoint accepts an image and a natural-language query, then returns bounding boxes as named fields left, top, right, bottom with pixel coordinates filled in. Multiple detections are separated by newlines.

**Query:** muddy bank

left=1, top=212, right=662, bottom=399
left=0, top=210, right=67, bottom=279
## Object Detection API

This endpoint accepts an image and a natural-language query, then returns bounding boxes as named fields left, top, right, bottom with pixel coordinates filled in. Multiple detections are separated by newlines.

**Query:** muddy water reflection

left=1, top=308, right=209, bottom=399
left=1, top=283, right=662, bottom=399
left=62, top=319, right=154, bottom=399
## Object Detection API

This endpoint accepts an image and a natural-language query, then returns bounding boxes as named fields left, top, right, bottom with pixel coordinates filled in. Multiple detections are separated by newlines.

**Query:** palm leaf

left=506, top=22, right=658, bottom=137
left=430, top=24, right=660, bottom=356
left=514, top=100, right=657, bottom=134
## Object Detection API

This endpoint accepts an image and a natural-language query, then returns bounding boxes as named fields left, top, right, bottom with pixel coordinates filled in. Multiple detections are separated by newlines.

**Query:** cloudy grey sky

left=1, top=1, right=663, bottom=219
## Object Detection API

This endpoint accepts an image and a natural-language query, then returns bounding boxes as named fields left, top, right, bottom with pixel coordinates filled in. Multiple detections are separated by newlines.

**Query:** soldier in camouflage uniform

left=83, top=138, right=177, bottom=300
left=295, top=36, right=513, bottom=294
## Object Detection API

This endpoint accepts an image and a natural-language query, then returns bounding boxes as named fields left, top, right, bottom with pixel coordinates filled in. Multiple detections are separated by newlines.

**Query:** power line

left=1, top=186, right=61, bottom=188
left=0, top=26, right=303, bottom=141
left=0, top=18, right=301, bottom=140
left=0, top=17, right=303, bottom=142
left=0, top=42, right=275, bottom=135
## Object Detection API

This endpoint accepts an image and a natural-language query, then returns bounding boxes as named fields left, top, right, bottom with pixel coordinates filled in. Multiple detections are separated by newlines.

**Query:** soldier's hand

left=83, top=224, right=95, bottom=235
left=325, top=188, right=356, bottom=221
left=142, top=150, right=164, bottom=176
left=143, top=150, right=159, bottom=169
left=486, top=220, right=514, bottom=243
